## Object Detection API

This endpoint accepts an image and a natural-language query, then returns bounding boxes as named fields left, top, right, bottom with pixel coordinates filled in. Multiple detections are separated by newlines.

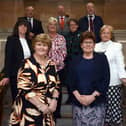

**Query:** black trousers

left=54, top=69, right=66, bottom=118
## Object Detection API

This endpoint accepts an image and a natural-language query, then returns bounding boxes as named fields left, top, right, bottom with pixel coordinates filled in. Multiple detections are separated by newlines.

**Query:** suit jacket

left=79, top=15, right=104, bottom=42
left=56, top=16, right=69, bottom=36
left=18, top=17, right=44, bottom=35
left=4, top=36, right=32, bottom=78
left=95, top=40, right=126, bottom=86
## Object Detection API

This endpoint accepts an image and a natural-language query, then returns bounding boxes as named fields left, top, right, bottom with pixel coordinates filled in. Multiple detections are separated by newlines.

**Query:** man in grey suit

left=56, top=5, right=69, bottom=36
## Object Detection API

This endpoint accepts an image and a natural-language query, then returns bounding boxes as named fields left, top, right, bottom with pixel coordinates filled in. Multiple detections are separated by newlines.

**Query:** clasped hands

left=77, top=94, right=95, bottom=106
left=37, top=99, right=57, bottom=114
left=74, top=91, right=100, bottom=106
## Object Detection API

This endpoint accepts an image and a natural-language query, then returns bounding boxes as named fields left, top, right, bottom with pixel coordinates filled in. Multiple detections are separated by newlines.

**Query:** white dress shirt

left=95, top=40, right=126, bottom=86
left=59, top=16, right=65, bottom=22
left=19, top=37, right=31, bottom=59
left=59, top=16, right=65, bottom=19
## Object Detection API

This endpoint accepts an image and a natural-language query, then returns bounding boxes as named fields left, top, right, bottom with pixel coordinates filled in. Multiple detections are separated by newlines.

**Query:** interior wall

left=0, top=0, right=126, bottom=31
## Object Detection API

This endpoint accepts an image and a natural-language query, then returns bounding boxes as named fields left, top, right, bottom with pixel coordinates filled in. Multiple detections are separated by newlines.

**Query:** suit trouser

left=54, top=69, right=66, bottom=118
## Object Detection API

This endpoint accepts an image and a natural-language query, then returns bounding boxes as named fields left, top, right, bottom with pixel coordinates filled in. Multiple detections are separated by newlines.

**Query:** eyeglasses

left=83, top=41, right=94, bottom=44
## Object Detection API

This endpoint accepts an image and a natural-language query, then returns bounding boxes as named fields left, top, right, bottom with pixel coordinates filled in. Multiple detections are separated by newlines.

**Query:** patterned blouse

left=9, top=56, right=60, bottom=126
left=49, top=34, right=67, bottom=71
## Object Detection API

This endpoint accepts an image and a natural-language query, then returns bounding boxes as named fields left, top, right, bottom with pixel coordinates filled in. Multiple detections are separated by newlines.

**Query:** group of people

left=0, top=1, right=126, bottom=126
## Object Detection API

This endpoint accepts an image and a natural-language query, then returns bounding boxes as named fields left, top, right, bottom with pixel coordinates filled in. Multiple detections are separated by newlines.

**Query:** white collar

left=59, top=16, right=65, bottom=18
left=95, top=40, right=112, bottom=53
left=27, top=17, right=33, bottom=20
left=101, top=40, right=112, bottom=46
left=87, top=14, right=95, bottom=19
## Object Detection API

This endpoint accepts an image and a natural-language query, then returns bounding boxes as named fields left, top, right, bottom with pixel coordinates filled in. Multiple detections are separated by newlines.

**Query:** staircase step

left=61, top=113, right=72, bottom=118
left=62, top=86, right=68, bottom=94
left=61, top=105, right=72, bottom=118
left=62, top=93, right=69, bottom=104
left=56, top=118, right=72, bottom=126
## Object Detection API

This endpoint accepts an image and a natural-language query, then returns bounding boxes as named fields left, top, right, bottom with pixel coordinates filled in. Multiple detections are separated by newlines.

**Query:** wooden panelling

left=0, top=0, right=126, bottom=30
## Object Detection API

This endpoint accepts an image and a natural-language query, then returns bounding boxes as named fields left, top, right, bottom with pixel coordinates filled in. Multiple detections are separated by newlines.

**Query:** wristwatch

left=52, top=97, right=58, bottom=101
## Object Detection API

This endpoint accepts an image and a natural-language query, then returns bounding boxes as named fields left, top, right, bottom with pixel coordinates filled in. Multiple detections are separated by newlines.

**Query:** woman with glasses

left=69, top=31, right=110, bottom=126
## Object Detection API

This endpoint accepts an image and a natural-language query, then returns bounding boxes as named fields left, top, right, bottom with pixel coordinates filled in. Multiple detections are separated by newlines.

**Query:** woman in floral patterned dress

left=9, top=34, right=60, bottom=126
left=47, top=17, right=67, bottom=118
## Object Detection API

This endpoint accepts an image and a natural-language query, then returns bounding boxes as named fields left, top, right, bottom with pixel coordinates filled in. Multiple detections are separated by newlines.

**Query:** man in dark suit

left=79, top=2, right=104, bottom=42
left=56, top=5, right=69, bottom=36
left=18, top=6, right=44, bottom=39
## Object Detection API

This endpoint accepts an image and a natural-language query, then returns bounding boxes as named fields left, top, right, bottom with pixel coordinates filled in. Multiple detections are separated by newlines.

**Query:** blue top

left=68, top=52, right=110, bottom=107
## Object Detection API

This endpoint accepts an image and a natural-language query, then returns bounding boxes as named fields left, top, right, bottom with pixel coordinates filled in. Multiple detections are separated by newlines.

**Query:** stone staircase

left=0, top=31, right=11, bottom=72
left=0, top=30, right=126, bottom=126
left=1, top=85, right=126, bottom=126
left=56, top=87, right=72, bottom=126
left=114, top=30, right=126, bottom=43
left=0, top=31, right=73, bottom=126
left=1, top=85, right=73, bottom=126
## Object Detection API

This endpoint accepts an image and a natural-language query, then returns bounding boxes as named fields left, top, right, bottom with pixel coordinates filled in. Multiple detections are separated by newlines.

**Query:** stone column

left=0, top=39, right=6, bottom=71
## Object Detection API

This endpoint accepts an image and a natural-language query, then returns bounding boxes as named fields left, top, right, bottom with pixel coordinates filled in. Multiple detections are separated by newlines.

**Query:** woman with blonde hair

left=9, top=34, right=60, bottom=126
left=47, top=17, right=67, bottom=118
left=47, top=17, right=67, bottom=71
left=95, top=25, right=126, bottom=126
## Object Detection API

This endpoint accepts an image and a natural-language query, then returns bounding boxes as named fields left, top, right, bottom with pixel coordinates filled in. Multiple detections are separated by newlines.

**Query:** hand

left=76, top=95, right=88, bottom=106
left=77, top=95, right=95, bottom=106
left=38, top=104, right=49, bottom=114
left=29, top=32, right=35, bottom=39
left=84, top=95, right=95, bottom=106
left=0, top=78, right=10, bottom=86
left=73, top=91, right=88, bottom=106
left=121, top=78, right=126, bottom=86
left=92, top=91, right=100, bottom=97
left=48, top=99, right=57, bottom=113
left=73, top=90, right=95, bottom=106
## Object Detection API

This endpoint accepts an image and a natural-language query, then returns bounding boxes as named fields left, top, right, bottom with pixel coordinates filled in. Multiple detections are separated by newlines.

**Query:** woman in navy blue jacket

left=69, top=31, right=110, bottom=126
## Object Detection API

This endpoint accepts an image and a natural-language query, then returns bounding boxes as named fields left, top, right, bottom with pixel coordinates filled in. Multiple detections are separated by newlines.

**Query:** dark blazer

left=68, top=53, right=110, bottom=106
left=79, top=15, right=104, bottom=42
left=65, top=30, right=82, bottom=60
left=18, top=17, right=44, bottom=35
left=4, top=36, right=32, bottom=78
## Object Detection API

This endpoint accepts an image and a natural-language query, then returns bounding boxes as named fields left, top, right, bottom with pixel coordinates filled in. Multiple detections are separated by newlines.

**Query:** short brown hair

left=80, top=31, right=96, bottom=44
left=68, top=18, right=79, bottom=26
left=32, top=34, right=52, bottom=49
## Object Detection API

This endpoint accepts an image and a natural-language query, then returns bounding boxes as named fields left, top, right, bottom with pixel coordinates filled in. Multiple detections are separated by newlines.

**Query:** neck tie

left=27, top=18, right=32, bottom=30
left=60, top=17, right=65, bottom=29
left=89, top=16, right=94, bottom=32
